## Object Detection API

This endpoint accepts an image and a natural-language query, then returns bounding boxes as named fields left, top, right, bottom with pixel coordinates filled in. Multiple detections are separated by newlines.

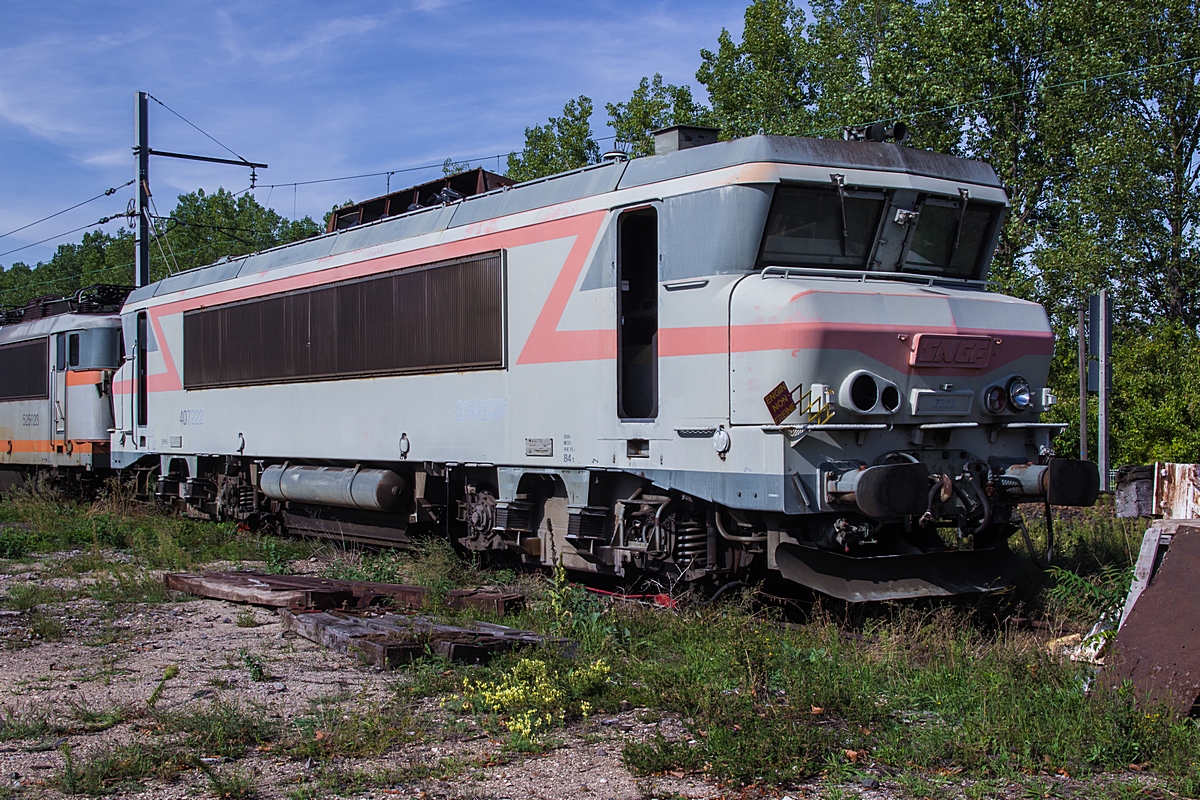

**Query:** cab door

left=52, top=333, right=67, bottom=448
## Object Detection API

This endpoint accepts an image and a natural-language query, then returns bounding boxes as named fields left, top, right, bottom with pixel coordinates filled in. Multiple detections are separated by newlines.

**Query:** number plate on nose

left=911, top=389, right=974, bottom=415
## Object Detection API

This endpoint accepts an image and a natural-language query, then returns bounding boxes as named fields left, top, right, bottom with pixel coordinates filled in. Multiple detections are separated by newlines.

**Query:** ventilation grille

left=183, top=252, right=504, bottom=389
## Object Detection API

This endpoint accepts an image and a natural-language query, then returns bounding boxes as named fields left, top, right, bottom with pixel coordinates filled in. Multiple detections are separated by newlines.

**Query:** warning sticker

left=763, top=381, right=798, bottom=425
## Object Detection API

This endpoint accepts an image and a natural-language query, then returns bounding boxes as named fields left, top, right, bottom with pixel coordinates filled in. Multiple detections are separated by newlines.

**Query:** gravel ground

left=0, top=554, right=1172, bottom=800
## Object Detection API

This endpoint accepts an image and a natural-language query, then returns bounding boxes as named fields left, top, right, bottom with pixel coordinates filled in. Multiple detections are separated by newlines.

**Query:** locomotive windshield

left=759, top=184, right=1002, bottom=279
left=759, top=186, right=885, bottom=268
left=903, top=197, right=1000, bottom=278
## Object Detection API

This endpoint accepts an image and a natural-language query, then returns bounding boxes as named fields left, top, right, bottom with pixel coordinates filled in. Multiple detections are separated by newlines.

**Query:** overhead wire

left=146, top=94, right=251, bottom=164
left=243, top=135, right=619, bottom=194
left=0, top=214, right=128, bottom=261
left=0, top=180, right=134, bottom=241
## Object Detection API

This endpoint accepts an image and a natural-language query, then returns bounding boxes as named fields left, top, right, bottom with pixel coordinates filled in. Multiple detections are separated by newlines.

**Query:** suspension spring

left=673, top=521, right=707, bottom=564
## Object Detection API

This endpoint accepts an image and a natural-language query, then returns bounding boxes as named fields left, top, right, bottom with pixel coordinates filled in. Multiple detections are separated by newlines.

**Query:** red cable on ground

left=583, top=586, right=677, bottom=609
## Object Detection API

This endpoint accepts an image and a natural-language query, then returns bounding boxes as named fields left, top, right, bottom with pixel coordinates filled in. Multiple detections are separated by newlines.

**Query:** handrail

left=761, top=265, right=991, bottom=290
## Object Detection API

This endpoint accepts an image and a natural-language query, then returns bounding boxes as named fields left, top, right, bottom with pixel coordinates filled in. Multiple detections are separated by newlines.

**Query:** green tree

left=804, top=0, right=957, bottom=149
left=1037, top=0, right=1200, bottom=329
left=442, top=157, right=471, bottom=176
left=506, top=96, right=600, bottom=182
left=696, top=0, right=814, bottom=138
left=606, top=74, right=708, bottom=157
left=1, top=189, right=319, bottom=308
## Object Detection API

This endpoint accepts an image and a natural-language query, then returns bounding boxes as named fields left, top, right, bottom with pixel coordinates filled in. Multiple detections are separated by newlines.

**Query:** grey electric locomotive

left=107, top=130, right=1097, bottom=600
left=0, top=286, right=128, bottom=494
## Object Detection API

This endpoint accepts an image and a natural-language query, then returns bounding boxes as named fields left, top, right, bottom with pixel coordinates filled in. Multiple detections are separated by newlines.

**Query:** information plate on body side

left=763, top=381, right=798, bottom=425
left=911, top=390, right=974, bottom=416
left=525, top=438, right=554, bottom=457
left=910, top=334, right=993, bottom=369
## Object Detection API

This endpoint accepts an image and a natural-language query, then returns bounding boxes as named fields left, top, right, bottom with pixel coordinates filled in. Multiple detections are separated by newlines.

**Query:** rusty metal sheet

left=1152, top=463, right=1200, bottom=519
left=1104, top=524, right=1200, bottom=716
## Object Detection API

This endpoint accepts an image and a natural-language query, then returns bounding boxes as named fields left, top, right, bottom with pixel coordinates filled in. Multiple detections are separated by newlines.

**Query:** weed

left=262, top=538, right=292, bottom=575
left=321, top=538, right=477, bottom=600
left=542, top=560, right=620, bottom=651
left=29, top=610, right=65, bottom=641
left=88, top=568, right=173, bottom=604
left=147, top=664, right=180, bottom=709
left=44, top=549, right=122, bottom=577
left=1047, top=564, right=1133, bottom=621
left=820, top=751, right=859, bottom=783
left=66, top=699, right=128, bottom=733
left=240, top=649, right=268, bottom=682
left=52, top=741, right=185, bottom=793
left=4, top=582, right=63, bottom=611
left=281, top=693, right=419, bottom=761
left=60, top=743, right=78, bottom=795
left=195, top=757, right=258, bottom=799
left=0, top=488, right=315, bottom=569
left=235, top=608, right=258, bottom=628
left=158, top=700, right=278, bottom=759
left=453, top=655, right=610, bottom=748
left=0, top=525, right=30, bottom=558
left=0, top=706, right=51, bottom=742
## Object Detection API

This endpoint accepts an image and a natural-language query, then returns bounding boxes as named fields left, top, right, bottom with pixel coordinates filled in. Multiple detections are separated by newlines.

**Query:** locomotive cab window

left=759, top=185, right=885, bottom=269
left=903, top=196, right=1000, bottom=279
left=0, top=338, right=49, bottom=401
left=68, top=333, right=80, bottom=368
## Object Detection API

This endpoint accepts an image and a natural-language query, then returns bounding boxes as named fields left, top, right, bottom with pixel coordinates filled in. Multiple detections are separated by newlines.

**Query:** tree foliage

left=505, top=96, right=601, bottom=183
left=1, top=188, right=319, bottom=308
left=606, top=75, right=707, bottom=157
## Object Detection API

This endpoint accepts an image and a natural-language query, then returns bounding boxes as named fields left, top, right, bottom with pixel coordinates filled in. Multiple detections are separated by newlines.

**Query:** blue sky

left=0, top=1, right=746, bottom=268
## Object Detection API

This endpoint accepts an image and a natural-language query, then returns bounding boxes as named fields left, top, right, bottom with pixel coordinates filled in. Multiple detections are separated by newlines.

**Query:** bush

left=454, top=656, right=610, bottom=748
left=0, top=525, right=30, bottom=558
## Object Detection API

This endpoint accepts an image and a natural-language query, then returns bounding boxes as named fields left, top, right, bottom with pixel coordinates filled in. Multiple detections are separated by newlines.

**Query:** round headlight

left=983, top=385, right=1008, bottom=414
left=1007, top=377, right=1033, bottom=411
left=850, top=373, right=879, bottom=412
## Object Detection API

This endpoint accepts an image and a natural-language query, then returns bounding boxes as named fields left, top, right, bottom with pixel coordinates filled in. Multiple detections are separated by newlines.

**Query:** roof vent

left=652, top=125, right=720, bottom=156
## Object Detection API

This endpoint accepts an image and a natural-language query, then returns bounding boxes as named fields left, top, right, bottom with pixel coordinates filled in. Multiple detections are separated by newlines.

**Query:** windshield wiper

left=831, top=174, right=848, bottom=257
left=949, top=188, right=970, bottom=259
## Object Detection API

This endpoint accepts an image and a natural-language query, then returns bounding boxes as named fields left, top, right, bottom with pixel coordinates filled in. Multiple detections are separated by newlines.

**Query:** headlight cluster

left=983, top=376, right=1034, bottom=414
left=840, top=370, right=902, bottom=415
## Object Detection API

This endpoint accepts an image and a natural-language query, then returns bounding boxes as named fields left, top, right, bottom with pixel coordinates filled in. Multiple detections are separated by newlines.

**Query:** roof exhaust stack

left=844, top=122, right=909, bottom=143
left=652, top=125, right=720, bottom=156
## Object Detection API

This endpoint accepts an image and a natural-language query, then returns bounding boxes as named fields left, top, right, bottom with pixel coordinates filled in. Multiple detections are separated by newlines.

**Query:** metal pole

left=135, top=91, right=150, bottom=288
left=1098, top=288, right=1110, bottom=490
left=1078, top=304, right=1088, bottom=462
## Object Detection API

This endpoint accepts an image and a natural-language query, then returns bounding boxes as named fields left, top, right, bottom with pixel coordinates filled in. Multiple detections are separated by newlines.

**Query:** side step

left=775, top=543, right=1018, bottom=602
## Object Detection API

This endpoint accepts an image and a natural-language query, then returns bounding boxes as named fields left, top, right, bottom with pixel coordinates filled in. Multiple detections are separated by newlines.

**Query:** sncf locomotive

left=0, top=286, right=127, bottom=494
left=2, top=127, right=1099, bottom=600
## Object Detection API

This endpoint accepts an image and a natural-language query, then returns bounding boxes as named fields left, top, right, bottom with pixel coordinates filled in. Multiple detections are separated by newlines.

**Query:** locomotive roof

left=127, top=134, right=1002, bottom=305
left=0, top=310, right=122, bottom=345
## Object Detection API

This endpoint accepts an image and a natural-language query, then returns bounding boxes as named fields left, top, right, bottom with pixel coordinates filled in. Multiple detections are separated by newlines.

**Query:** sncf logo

left=910, top=334, right=993, bottom=368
